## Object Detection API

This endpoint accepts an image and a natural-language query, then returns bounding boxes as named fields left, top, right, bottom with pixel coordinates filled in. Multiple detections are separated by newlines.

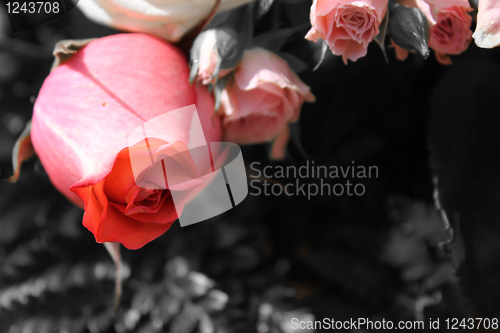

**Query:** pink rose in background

left=220, top=48, right=315, bottom=160
left=398, top=0, right=472, bottom=64
left=305, top=0, right=388, bottom=63
left=428, top=5, right=472, bottom=64
left=473, top=0, right=500, bottom=48
left=31, top=34, right=222, bottom=249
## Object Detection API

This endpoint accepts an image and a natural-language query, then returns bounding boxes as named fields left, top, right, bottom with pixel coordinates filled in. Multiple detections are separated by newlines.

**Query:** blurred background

left=1, top=1, right=500, bottom=332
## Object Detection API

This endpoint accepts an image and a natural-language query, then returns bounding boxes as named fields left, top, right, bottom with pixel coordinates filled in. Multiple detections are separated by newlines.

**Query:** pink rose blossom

left=305, top=0, right=388, bottom=63
left=399, top=0, right=472, bottom=64
left=220, top=48, right=315, bottom=160
left=428, top=4, right=472, bottom=64
left=473, top=0, right=500, bottom=48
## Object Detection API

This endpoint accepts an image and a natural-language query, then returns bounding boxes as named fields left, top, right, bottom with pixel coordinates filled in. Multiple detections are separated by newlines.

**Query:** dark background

left=1, top=1, right=500, bottom=332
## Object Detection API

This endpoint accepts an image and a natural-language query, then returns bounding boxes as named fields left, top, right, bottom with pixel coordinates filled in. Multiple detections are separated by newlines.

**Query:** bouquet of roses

left=9, top=0, right=499, bottom=251
left=4, top=2, right=500, bottom=323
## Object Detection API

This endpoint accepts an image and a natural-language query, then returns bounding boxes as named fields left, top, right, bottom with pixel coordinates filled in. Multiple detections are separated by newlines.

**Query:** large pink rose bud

left=305, top=0, right=388, bottom=63
left=219, top=48, right=315, bottom=160
left=473, top=0, right=500, bottom=48
left=31, top=33, right=222, bottom=249
left=76, top=0, right=254, bottom=43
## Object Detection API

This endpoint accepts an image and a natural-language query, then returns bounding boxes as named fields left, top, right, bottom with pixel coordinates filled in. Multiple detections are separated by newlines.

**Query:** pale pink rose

left=305, top=0, right=388, bottom=63
left=220, top=48, right=315, bottom=160
left=473, top=0, right=500, bottom=48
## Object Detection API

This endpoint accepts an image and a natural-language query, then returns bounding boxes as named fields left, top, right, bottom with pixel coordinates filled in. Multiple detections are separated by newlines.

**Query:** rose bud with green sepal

left=189, top=3, right=253, bottom=86
left=189, top=27, right=243, bottom=86
left=389, top=0, right=430, bottom=59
